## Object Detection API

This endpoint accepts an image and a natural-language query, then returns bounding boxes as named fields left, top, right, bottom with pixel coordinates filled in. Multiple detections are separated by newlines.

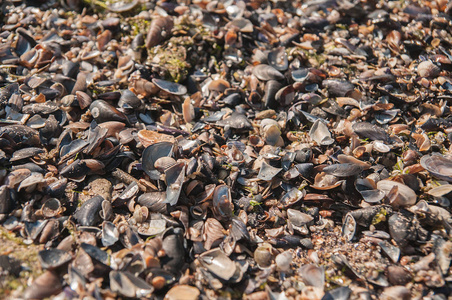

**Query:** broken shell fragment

left=377, top=180, right=417, bottom=207
left=258, top=161, right=282, bottom=181
left=164, top=162, right=186, bottom=206
left=38, top=249, right=72, bottom=270
left=110, top=271, right=153, bottom=298
left=198, top=248, right=237, bottom=281
left=309, top=120, right=334, bottom=146
left=165, top=285, right=200, bottom=300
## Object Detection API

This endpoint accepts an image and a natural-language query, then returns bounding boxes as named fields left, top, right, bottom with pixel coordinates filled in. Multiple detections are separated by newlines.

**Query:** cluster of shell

left=1, top=0, right=452, bottom=299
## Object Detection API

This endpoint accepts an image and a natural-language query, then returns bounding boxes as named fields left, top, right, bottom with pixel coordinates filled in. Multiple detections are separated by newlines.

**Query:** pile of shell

left=1, top=0, right=452, bottom=299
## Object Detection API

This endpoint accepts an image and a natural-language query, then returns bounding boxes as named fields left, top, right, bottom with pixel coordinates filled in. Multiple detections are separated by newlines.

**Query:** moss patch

left=148, top=36, right=194, bottom=82
left=0, top=227, right=42, bottom=299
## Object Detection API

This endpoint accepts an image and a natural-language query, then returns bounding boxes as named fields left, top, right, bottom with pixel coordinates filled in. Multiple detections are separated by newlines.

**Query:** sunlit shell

left=198, top=248, right=237, bottom=281
left=138, top=130, right=175, bottom=148
left=165, top=285, right=200, bottom=300
left=164, top=162, right=186, bottom=206
left=252, top=64, right=285, bottom=81
left=312, top=172, right=342, bottom=190
left=417, top=60, right=440, bottom=78
left=299, top=264, right=325, bottom=289
left=420, top=153, right=452, bottom=182
left=258, top=161, right=282, bottom=181
left=323, top=163, right=363, bottom=177
left=427, top=184, right=452, bottom=197
left=203, top=218, right=225, bottom=250
left=377, top=180, right=417, bottom=207
left=355, top=178, right=385, bottom=203
left=309, top=120, right=334, bottom=146
left=342, top=213, right=356, bottom=241
left=254, top=244, right=274, bottom=268
left=152, top=78, right=187, bottom=95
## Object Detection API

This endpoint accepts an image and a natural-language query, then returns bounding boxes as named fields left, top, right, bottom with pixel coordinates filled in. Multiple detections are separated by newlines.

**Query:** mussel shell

left=342, top=213, right=357, bottom=241
left=230, top=216, right=250, bottom=243
left=101, top=221, right=119, bottom=247
left=161, top=227, right=185, bottom=272
left=295, top=148, right=312, bottom=163
left=164, top=162, right=186, bottom=206
left=137, top=192, right=168, bottom=214
left=222, top=93, right=242, bottom=107
left=279, top=187, right=304, bottom=207
left=209, top=79, right=230, bottom=92
left=322, top=287, right=352, bottom=300
left=287, top=208, right=314, bottom=227
left=152, top=78, right=187, bottom=95
left=10, top=147, right=44, bottom=162
left=12, top=163, right=44, bottom=173
left=426, top=184, right=452, bottom=198
left=352, top=122, right=389, bottom=142
left=118, top=89, right=143, bottom=112
left=110, top=271, right=153, bottom=298
left=198, top=248, right=237, bottom=281
left=299, top=264, right=325, bottom=288
left=62, top=61, right=80, bottom=78
left=434, top=237, right=452, bottom=275
left=216, top=112, right=252, bottom=130
left=355, top=178, right=385, bottom=203
left=420, top=153, right=452, bottom=182
left=80, top=242, right=109, bottom=264
left=137, top=219, right=166, bottom=236
left=97, top=91, right=121, bottom=101
left=0, top=125, right=40, bottom=147
left=107, top=0, right=139, bottom=12
left=254, top=244, right=274, bottom=268
left=387, top=213, right=417, bottom=247
left=38, top=249, right=72, bottom=270
left=0, top=186, right=15, bottom=214
left=263, top=80, right=283, bottom=108
left=323, top=163, right=363, bottom=177
left=377, top=180, right=417, bottom=207
left=18, top=172, right=44, bottom=191
left=85, top=125, right=108, bottom=154
left=24, top=220, right=48, bottom=241
left=142, top=142, right=174, bottom=180
left=41, top=198, right=63, bottom=218
left=74, top=196, right=104, bottom=226
left=257, top=161, right=282, bottom=181
left=23, top=271, right=62, bottom=300
left=309, top=119, right=334, bottom=146
left=60, top=139, right=89, bottom=162
left=275, top=84, right=295, bottom=106
left=75, top=91, right=92, bottom=110
left=323, top=79, right=355, bottom=97
left=227, top=18, right=253, bottom=32
left=268, top=47, right=288, bottom=71
left=292, top=68, right=309, bottom=82
left=252, top=64, right=285, bottom=81
left=212, top=185, right=233, bottom=221
left=59, top=159, right=90, bottom=181
left=165, top=285, right=200, bottom=300
left=90, top=100, right=127, bottom=123
left=348, top=205, right=386, bottom=227
left=386, top=265, right=412, bottom=286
